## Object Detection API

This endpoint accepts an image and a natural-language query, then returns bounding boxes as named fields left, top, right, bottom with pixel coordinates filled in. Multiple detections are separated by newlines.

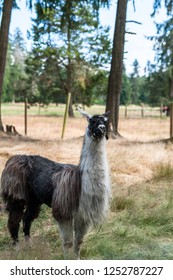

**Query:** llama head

left=78, top=107, right=109, bottom=140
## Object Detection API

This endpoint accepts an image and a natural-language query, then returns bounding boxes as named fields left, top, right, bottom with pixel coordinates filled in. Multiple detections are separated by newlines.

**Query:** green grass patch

left=1, top=175, right=173, bottom=259
left=111, top=195, right=135, bottom=212
left=152, top=163, right=173, bottom=181
left=1, top=103, right=106, bottom=117
left=1, top=103, right=66, bottom=117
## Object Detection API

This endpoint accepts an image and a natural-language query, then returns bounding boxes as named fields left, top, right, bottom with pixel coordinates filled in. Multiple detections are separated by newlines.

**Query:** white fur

left=78, top=129, right=111, bottom=226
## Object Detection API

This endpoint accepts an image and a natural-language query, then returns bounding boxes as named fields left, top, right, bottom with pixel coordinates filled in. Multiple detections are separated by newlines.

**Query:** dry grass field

left=0, top=104, right=173, bottom=259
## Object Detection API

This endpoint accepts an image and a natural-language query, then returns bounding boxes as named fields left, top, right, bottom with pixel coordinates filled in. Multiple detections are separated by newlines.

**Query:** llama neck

left=79, top=131, right=106, bottom=171
left=78, top=130, right=111, bottom=225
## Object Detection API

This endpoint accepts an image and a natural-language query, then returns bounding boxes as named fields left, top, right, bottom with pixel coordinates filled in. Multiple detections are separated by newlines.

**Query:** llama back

left=1, top=155, right=32, bottom=202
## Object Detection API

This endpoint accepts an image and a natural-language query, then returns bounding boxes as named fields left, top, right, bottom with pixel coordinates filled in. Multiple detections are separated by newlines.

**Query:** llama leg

left=74, top=218, right=89, bottom=259
left=7, top=200, right=25, bottom=244
left=58, top=220, right=74, bottom=259
left=23, top=200, right=41, bottom=240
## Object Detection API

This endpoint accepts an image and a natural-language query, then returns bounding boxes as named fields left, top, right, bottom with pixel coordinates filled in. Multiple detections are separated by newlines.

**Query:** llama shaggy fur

left=1, top=108, right=111, bottom=259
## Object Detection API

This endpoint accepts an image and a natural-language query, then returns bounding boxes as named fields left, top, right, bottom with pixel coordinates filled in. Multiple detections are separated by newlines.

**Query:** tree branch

left=125, top=31, right=136, bottom=35
left=126, top=20, right=142, bottom=25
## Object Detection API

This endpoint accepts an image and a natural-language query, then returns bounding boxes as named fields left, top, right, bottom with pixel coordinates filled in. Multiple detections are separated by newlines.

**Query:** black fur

left=1, top=155, right=78, bottom=243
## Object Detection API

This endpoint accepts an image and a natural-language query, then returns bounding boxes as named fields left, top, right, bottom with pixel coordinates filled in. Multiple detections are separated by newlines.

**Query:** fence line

left=119, top=106, right=168, bottom=119
left=2, top=102, right=173, bottom=140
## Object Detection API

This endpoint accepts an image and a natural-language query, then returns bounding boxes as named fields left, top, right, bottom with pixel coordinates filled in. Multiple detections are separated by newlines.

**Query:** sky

left=9, top=0, right=167, bottom=75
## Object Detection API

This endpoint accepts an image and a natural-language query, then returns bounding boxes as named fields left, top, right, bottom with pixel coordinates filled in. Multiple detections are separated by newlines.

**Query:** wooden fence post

left=61, top=92, right=71, bottom=139
left=141, top=106, right=144, bottom=118
left=160, top=103, right=163, bottom=118
left=170, top=103, right=173, bottom=138
left=24, top=98, right=28, bottom=135
left=125, top=106, right=127, bottom=118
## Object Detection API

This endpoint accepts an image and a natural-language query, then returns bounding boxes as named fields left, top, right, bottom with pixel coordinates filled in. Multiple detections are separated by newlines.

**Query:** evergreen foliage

left=2, top=0, right=173, bottom=109
left=24, top=0, right=111, bottom=108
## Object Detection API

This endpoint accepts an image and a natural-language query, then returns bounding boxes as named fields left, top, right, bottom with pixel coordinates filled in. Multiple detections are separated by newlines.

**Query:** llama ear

left=102, top=111, right=110, bottom=122
left=77, top=107, right=92, bottom=120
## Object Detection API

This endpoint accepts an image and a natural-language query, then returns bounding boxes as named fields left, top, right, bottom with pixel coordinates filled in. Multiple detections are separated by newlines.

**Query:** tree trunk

left=66, top=1, right=74, bottom=117
left=0, top=0, right=13, bottom=131
left=106, top=0, right=128, bottom=138
left=169, top=60, right=173, bottom=98
left=170, top=77, right=173, bottom=98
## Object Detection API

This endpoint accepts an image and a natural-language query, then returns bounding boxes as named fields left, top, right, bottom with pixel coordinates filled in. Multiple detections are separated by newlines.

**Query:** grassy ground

left=0, top=103, right=173, bottom=259
left=1, top=164, right=173, bottom=260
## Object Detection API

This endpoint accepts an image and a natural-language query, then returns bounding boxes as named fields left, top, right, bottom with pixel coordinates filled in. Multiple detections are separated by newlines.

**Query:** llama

left=1, top=108, right=111, bottom=259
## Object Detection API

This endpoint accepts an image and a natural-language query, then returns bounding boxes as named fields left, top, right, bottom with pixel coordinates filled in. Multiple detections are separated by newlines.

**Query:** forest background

left=0, top=0, right=173, bottom=115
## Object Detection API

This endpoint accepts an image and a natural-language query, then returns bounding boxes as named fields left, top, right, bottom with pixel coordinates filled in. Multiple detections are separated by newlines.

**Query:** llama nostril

left=94, top=125, right=106, bottom=139
left=98, top=125, right=106, bottom=133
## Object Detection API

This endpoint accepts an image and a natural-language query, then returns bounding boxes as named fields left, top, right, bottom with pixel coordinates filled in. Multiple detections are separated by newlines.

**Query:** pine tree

left=106, top=0, right=128, bottom=138
left=151, top=0, right=173, bottom=98
left=0, top=0, right=13, bottom=130
left=28, top=0, right=111, bottom=115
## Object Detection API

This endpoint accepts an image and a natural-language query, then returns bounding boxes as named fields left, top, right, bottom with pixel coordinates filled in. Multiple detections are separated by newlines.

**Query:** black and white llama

left=1, top=108, right=111, bottom=259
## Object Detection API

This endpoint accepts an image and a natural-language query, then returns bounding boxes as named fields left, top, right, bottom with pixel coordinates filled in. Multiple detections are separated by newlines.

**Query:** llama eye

left=89, top=119, right=96, bottom=125
left=99, top=117, right=107, bottom=124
